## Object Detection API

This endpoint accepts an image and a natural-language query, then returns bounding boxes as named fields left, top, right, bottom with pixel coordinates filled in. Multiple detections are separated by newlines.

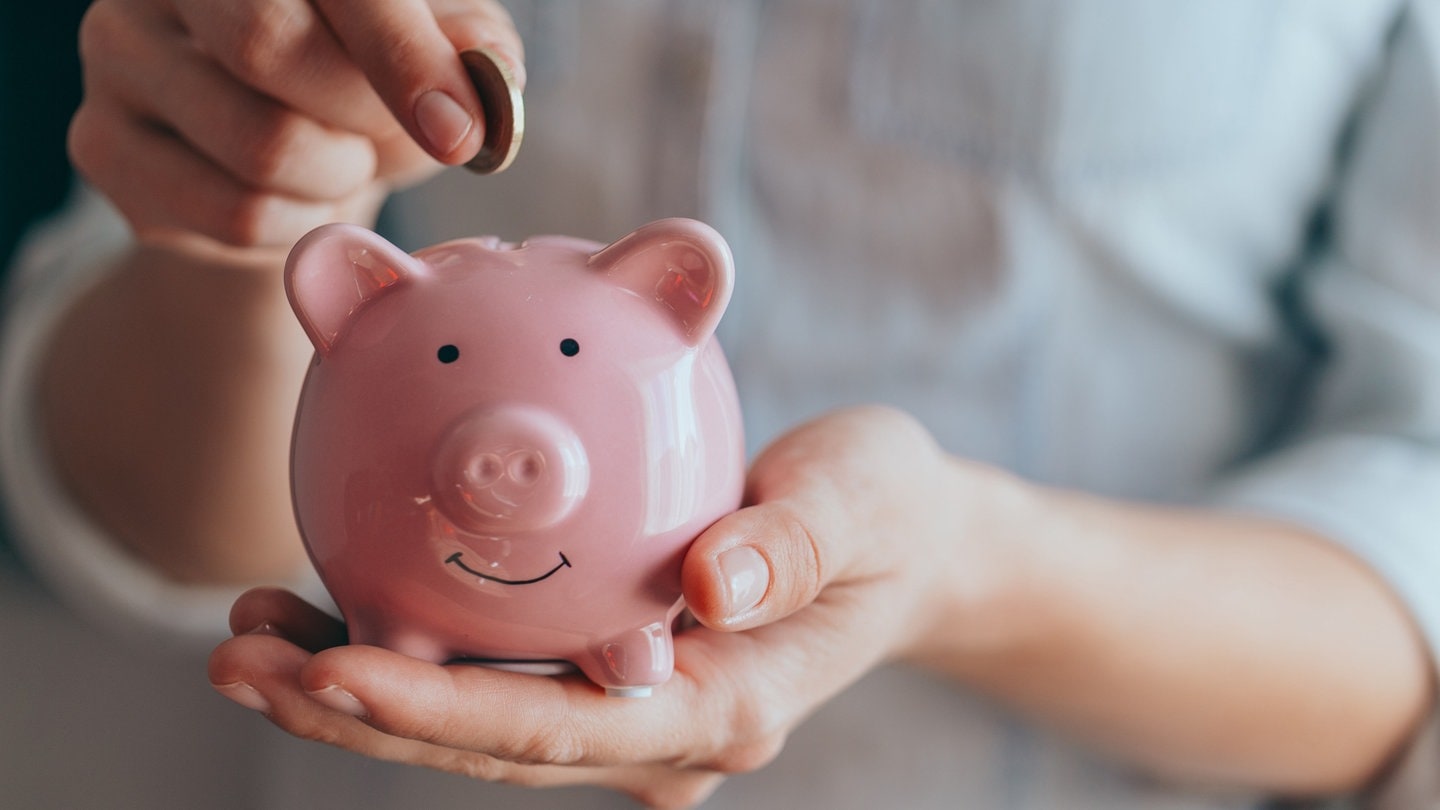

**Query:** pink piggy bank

left=285, top=218, right=745, bottom=697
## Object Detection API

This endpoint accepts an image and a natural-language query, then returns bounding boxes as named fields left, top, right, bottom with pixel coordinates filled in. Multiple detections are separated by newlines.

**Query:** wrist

left=39, top=238, right=313, bottom=584
left=898, top=459, right=1062, bottom=672
left=106, top=237, right=305, bottom=360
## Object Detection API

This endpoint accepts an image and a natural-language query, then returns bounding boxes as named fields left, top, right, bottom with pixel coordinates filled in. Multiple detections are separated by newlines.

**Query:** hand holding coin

left=70, top=0, right=526, bottom=248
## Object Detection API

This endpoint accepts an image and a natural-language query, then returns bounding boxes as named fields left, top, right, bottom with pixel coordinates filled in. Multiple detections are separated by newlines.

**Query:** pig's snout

left=432, top=408, right=589, bottom=534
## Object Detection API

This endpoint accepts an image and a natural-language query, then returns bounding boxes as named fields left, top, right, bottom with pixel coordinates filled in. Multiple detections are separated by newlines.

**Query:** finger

left=681, top=502, right=819, bottom=631
left=228, top=587, right=348, bottom=653
left=681, top=406, right=935, bottom=630
left=681, top=438, right=853, bottom=631
left=611, top=768, right=726, bottom=810
left=209, top=634, right=496, bottom=771
left=208, top=633, right=644, bottom=790
left=311, top=0, right=511, bottom=163
left=171, top=0, right=404, bottom=142
left=69, top=97, right=340, bottom=246
left=290, top=618, right=864, bottom=782
left=94, top=6, right=376, bottom=200
left=295, top=642, right=733, bottom=769
left=374, top=127, right=440, bottom=184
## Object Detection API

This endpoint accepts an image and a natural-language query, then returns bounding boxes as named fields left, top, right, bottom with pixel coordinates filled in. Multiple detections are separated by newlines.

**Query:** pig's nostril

left=507, top=450, right=545, bottom=486
left=467, top=453, right=505, bottom=487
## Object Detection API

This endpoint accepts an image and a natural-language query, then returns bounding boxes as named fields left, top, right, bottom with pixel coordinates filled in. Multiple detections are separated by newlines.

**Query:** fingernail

left=244, top=621, right=282, bottom=638
left=718, top=545, right=768, bottom=618
left=414, top=89, right=474, bottom=156
left=307, top=684, right=368, bottom=718
left=214, top=681, right=271, bottom=715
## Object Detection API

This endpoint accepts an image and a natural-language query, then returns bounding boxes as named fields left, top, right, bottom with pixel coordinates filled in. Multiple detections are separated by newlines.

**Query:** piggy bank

left=285, top=218, right=745, bottom=697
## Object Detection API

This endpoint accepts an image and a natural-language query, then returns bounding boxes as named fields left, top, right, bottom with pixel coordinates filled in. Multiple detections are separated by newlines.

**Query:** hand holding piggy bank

left=285, top=219, right=745, bottom=697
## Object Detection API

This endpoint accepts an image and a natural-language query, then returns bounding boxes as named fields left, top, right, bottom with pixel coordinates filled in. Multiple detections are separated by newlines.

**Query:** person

left=3, top=1, right=1440, bottom=808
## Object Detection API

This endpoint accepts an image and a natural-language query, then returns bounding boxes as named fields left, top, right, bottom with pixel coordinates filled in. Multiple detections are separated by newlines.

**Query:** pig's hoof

left=605, top=686, right=654, bottom=698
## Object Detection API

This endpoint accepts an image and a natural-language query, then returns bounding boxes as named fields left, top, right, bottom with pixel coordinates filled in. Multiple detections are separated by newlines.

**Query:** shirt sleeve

left=1207, top=2, right=1440, bottom=801
left=0, top=186, right=327, bottom=650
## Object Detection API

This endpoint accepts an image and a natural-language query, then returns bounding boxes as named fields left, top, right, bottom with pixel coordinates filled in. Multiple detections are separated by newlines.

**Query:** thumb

left=682, top=496, right=834, bottom=632
left=311, top=0, right=524, bottom=164
left=680, top=406, right=942, bottom=631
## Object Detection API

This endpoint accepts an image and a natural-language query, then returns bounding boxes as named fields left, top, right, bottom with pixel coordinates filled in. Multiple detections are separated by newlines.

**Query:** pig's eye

left=437, top=344, right=460, bottom=364
left=559, top=338, right=580, bottom=357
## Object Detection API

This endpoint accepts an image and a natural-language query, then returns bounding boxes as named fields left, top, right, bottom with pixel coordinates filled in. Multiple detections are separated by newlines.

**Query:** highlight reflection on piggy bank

left=285, top=219, right=745, bottom=697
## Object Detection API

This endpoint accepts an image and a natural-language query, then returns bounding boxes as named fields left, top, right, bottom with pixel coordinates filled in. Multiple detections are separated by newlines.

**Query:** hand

left=69, top=0, right=524, bottom=248
left=209, top=407, right=1006, bottom=808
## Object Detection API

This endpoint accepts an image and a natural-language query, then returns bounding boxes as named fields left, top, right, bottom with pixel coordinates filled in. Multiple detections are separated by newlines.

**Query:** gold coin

left=461, top=46, right=524, bottom=174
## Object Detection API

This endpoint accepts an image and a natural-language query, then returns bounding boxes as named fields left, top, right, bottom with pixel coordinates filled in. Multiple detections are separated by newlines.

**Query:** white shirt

left=4, top=1, right=1439, bottom=807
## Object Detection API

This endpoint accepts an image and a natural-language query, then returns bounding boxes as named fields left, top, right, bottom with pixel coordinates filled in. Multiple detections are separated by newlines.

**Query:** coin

left=461, top=46, right=524, bottom=174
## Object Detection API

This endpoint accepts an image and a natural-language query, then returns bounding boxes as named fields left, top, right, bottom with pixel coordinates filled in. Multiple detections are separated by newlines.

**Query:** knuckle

left=438, top=8, right=519, bottom=51
left=66, top=104, right=106, bottom=178
left=709, top=697, right=787, bottom=774
left=630, top=774, right=726, bottom=810
left=848, top=404, right=939, bottom=457
left=226, top=2, right=303, bottom=83
left=217, top=191, right=282, bottom=247
left=236, top=110, right=309, bottom=186
left=675, top=688, right=788, bottom=776
left=356, top=688, right=468, bottom=752
left=218, top=190, right=331, bottom=248
left=411, top=695, right=585, bottom=768
left=76, top=1, right=125, bottom=63
left=286, top=711, right=349, bottom=750
left=506, top=721, right=584, bottom=766
left=774, top=505, right=825, bottom=606
left=439, top=750, right=509, bottom=783
left=726, top=693, right=773, bottom=741
left=219, top=193, right=266, bottom=246
left=851, top=402, right=921, bottom=429
left=708, top=733, right=786, bottom=775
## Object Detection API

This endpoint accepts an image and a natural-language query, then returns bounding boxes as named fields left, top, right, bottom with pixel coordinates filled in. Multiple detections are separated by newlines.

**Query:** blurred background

left=0, top=1, right=86, bottom=272
left=0, top=10, right=253, bottom=810
left=1, top=3, right=87, bottom=567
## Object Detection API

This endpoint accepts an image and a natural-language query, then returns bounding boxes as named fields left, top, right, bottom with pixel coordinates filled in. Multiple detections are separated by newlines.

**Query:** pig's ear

left=285, top=224, right=424, bottom=356
left=590, top=218, right=734, bottom=346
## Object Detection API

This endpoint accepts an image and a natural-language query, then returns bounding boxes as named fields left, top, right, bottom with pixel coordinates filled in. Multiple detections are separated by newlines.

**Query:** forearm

left=912, top=464, right=1433, bottom=795
left=38, top=235, right=313, bottom=584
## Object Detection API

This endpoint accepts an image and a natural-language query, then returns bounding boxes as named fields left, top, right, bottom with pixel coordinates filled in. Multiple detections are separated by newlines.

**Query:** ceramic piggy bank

left=285, top=218, right=745, bottom=697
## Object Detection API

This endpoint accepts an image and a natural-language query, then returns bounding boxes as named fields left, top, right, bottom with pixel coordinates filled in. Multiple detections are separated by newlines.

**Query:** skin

left=48, top=2, right=1432, bottom=808
left=53, top=0, right=524, bottom=582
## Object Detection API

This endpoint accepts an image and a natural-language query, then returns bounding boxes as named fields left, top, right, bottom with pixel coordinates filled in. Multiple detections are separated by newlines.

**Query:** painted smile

left=445, top=551, right=571, bottom=585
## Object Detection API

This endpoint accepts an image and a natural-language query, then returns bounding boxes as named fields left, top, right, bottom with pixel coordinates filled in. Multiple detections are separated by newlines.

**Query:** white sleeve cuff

left=0, top=188, right=326, bottom=650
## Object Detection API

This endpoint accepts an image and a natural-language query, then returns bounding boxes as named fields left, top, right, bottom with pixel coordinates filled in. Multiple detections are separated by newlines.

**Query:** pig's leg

left=580, top=620, right=675, bottom=698
left=343, top=611, right=453, bottom=664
